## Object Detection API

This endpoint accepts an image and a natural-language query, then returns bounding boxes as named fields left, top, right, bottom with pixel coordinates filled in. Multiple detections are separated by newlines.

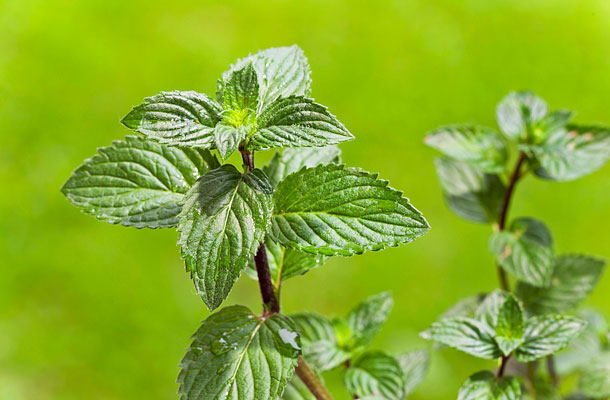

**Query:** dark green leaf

left=579, top=353, right=610, bottom=398
left=178, top=305, right=300, bottom=400
left=264, top=146, right=341, bottom=187
left=489, top=217, right=554, bottom=287
left=457, top=370, right=521, bottom=400
left=344, top=352, right=406, bottom=400
left=496, top=91, right=547, bottom=142
left=396, top=350, right=430, bottom=396
left=270, top=164, right=429, bottom=256
left=434, top=157, right=505, bottom=224
left=515, top=315, right=586, bottom=362
left=221, top=63, right=259, bottom=112
left=346, top=292, right=394, bottom=349
left=495, top=295, right=525, bottom=356
left=178, top=165, right=273, bottom=310
left=121, top=91, right=222, bottom=147
left=61, top=136, right=219, bottom=228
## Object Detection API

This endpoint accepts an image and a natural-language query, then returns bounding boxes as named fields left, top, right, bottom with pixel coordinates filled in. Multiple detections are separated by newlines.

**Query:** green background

left=1, top=0, right=609, bottom=398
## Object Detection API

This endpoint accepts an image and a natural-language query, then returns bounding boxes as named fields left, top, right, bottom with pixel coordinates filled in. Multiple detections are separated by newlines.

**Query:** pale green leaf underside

left=347, top=291, right=393, bottom=349
left=344, top=352, right=406, bottom=400
left=397, top=350, right=430, bottom=397
left=496, top=90, right=547, bottom=142
left=121, top=91, right=222, bottom=147
left=264, top=146, right=341, bottom=187
left=515, top=315, right=586, bottom=362
left=178, top=165, right=273, bottom=310
left=178, top=305, right=300, bottom=400
left=62, top=136, right=219, bottom=228
left=214, top=123, right=248, bottom=160
left=270, top=164, right=430, bottom=256
left=458, top=370, right=521, bottom=400
left=434, top=157, right=505, bottom=224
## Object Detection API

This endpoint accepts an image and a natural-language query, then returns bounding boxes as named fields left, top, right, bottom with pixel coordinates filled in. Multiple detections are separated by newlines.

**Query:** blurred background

left=1, top=0, right=609, bottom=398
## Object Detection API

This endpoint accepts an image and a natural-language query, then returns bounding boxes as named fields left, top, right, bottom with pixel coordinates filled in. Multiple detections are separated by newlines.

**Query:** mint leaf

left=283, top=376, right=317, bottom=400
left=290, top=312, right=350, bottom=371
left=178, top=165, right=273, bottom=310
left=248, top=96, right=354, bottom=151
left=495, top=295, right=525, bottom=356
left=61, top=136, right=219, bottom=228
left=579, top=353, right=610, bottom=398
left=121, top=91, right=222, bottom=147
left=346, top=292, right=394, bottom=349
left=424, top=125, right=508, bottom=173
left=458, top=370, right=521, bottom=400
left=434, top=157, right=505, bottom=224
left=219, top=45, right=311, bottom=111
left=556, top=310, right=607, bottom=375
left=489, top=217, right=554, bottom=287
left=514, top=315, right=587, bottom=362
left=474, top=290, right=510, bottom=333
left=270, top=164, right=429, bottom=256
left=344, top=352, right=406, bottom=400
left=396, top=350, right=430, bottom=397
left=264, top=146, right=341, bottom=187
left=439, top=294, right=487, bottom=321
left=421, top=317, right=502, bottom=360
left=532, top=110, right=573, bottom=143
left=517, top=255, right=606, bottom=315
left=214, top=123, right=248, bottom=160
left=496, top=91, right=547, bottom=142
left=178, top=305, right=300, bottom=400
left=221, top=63, right=259, bottom=112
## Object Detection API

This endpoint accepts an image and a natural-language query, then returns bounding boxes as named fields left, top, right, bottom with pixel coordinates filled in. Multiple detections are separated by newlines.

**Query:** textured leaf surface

left=396, top=350, right=430, bottom=397
left=495, top=295, right=525, bottom=356
left=221, top=63, right=259, bottom=112
left=517, top=255, right=606, bottom=315
left=489, top=217, right=554, bottom=287
left=425, top=125, right=508, bottom=173
left=344, top=352, right=405, bottom=400
left=270, top=164, right=429, bottom=256
left=421, top=317, right=501, bottom=360
left=62, top=136, right=219, bottom=228
left=214, top=123, right=248, bottom=160
left=248, top=96, right=354, bottom=151
left=474, top=290, right=510, bottom=333
left=178, top=305, right=300, bottom=400
left=178, top=165, right=273, bottom=310
left=579, top=353, right=610, bottom=398
left=264, top=146, right=341, bottom=187
left=556, top=310, right=607, bottom=375
left=515, top=315, right=586, bottom=362
left=458, top=370, right=521, bottom=400
left=434, top=157, right=505, bottom=223
left=346, top=292, right=393, bottom=349
left=496, top=91, right=547, bottom=142
left=121, top=91, right=222, bottom=146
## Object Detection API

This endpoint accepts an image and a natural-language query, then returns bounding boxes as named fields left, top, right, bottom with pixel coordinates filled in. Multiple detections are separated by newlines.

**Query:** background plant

left=423, top=91, right=610, bottom=399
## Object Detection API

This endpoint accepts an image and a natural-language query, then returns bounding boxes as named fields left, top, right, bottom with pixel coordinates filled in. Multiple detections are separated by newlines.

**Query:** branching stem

left=497, top=355, right=510, bottom=378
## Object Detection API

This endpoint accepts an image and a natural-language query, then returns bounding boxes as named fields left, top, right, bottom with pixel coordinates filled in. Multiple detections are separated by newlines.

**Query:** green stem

left=547, top=356, right=559, bottom=386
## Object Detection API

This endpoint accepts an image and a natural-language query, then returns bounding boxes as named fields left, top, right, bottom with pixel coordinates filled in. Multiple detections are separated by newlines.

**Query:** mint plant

left=423, top=91, right=609, bottom=399
left=61, top=45, right=431, bottom=399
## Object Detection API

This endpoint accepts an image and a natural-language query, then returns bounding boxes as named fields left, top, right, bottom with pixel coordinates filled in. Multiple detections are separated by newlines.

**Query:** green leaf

left=213, top=123, right=248, bottom=160
left=531, top=110, right=573, bottom=143
left=556, top=309, right=607, bottom=375
left=248, top=96, right=354, bottom=151
left=178, top=305, right=300, bottom=400
left=221, top=63, right=259, bottom=112
left=121, top=91, right=222, bottom=147
left=514, top=315, right=587, bottom=362
left=495, top=295, right=525, bottom=356
left=434, top=157, right=505, bottom=224
left=457, top=370, right=521, bottom=400
left=526, top=124, right=610, bottom=181
left=496, top=91, right=547, bottom=142
left=579, top=353, right=610, bottom=398
left=290, top=312, right=350, bottom=371
left=517, top=255, right=606, bottom=315
left=421, top=317, right=502, bottom=360
left=219, top=45, right=311, bottom=111
left=424, top=125, right=508, bottom=173
left=489, top=217, right=554, bottom=287
left=270, top=163, right=429, bottom=256
left=178, top=165, right=273, bottom=310
left=264, top=146, right=341, bottom=187
left=474, top=290, right=510, bottom=333
left=283, top=376, right=316, bottom=400
left=344, top=352, right=406, bottom=400
left=396, top=350, right=430, bottom=397
left=346, top=292, right=394, bottom=349
left=439, top=294, right=487, bottom=321
left=61, top=136, right=219, bottom=228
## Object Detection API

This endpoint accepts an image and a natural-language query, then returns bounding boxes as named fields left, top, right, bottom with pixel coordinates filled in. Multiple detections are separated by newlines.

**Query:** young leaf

left=270, top=164, right=430, bottom=256
left=178, top=305, right=300, bottom=400
left=517, top=255, right=606, bottom=315
left=424, top=125, right=508, bottom=173
left=178, top=165, right=273, bottom=310
left=121, top=91, right=222, bottom=147
left=421, top=317, right=502, bottom=360
left=264, top=146, right=341, bottom=187
left=489, top=217, right=554, bottom=287
left=344, top=352, right=406, bottom=400
left=495, top=295, right=525, bottom=356
left=579, top=353, right=610, bottom=399
left=496, top=91, right=547, bottom=142
left=514, top=315, right=587, bottom=362
left=434, top=157, right=505, bottom=224
left=219, top=45, right=311, bottom=111
left=248, top=96, right=354, bottom=151
left=396, top=350, right=430, bottom=397
left=290, top=312, right=351, bottom=371
left=61, top=136, right=219, bottom=228
left=531, top=110, right=573, bottom=143
left=457, top=370, right=521, bottom=400
left=221, top=63, right=259, bottom=112
left=474, top=290, right=510, bottom=333
left=346, top=292, right=394, bottom=349
left=214, top=123, right=249, bottom=160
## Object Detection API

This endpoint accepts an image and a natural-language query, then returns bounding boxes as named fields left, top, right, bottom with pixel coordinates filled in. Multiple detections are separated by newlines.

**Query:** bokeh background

left=1, top=0, right=609, bottom=398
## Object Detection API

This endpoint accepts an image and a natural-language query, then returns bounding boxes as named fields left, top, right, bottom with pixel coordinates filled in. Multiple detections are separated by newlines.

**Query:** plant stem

left=547, top=356, right=559, bottom=386
left=497, top=355, right=510, bottom=378
left=495, top=152, right=527, bottom=291
left=295, top=356, right=334, bottom=400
